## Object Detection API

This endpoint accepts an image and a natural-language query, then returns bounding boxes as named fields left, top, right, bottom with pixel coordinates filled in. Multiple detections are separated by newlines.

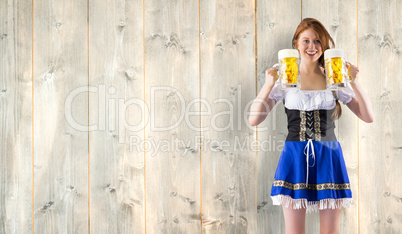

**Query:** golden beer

left=280, top=57, right=299, bottom=85
left=326, top=57, right=344, bottom=85
left=275, top=49, right=300, bottom=89
left=324, top=49, right=349, bottom=89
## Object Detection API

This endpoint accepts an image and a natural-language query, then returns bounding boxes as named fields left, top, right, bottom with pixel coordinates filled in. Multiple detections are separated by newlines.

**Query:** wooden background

left=1, top=0, right=401, bottom=233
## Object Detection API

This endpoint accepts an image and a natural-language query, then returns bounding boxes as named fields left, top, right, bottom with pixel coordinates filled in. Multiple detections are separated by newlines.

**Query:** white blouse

left=268, top=81, right=356, bottom=111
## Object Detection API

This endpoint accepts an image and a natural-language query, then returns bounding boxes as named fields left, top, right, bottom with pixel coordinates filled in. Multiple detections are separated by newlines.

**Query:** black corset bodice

left=285, top=107, right=337, bottom=142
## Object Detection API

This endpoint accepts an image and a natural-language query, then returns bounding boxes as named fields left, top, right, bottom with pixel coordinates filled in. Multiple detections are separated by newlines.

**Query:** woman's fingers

left=345, top=61, right=359, bottom=81
left=265, top=67, right=279, bottom=85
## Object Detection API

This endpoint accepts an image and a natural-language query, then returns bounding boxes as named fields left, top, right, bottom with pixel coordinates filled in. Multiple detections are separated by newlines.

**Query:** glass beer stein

left=273, top=49, right=300, bottom=89
left=324, top=49, right=350, bottom=90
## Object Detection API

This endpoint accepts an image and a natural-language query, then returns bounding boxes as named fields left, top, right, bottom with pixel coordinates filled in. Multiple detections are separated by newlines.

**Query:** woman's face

left=296, top=29, right=323, bottom=63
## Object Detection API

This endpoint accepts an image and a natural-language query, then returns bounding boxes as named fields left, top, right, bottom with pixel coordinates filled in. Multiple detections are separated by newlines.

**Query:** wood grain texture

left=256, top=1, right=300, bottom=233
left=302, top=1, right=359, bottom=232
left=200, top=0, right=257, bottom=232
left=2, top=1, right=402, bottom=233
left=89, top=0, right=145, bottom=232
left=33, top=0, right=88, bottom=232
left=144, top=0, right=201, bottom=232
left=0, top=0, right=33, bottom=233
left=359, top=0, right=402, bottom=233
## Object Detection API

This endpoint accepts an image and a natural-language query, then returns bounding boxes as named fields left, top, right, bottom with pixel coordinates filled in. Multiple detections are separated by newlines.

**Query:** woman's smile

left=296, top=29, right=323, bottom=61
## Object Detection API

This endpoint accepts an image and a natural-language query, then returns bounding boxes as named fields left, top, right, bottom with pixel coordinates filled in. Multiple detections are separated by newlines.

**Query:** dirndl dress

left=268, top=81, right=356, bottom=213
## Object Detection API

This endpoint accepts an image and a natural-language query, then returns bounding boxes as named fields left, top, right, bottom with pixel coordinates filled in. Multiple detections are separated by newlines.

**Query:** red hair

left=292, top=18, right=335, bottom=68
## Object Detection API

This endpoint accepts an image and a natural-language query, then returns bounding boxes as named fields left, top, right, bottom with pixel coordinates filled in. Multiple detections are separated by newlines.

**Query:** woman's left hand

left=345, top=61, right=359, bottom=82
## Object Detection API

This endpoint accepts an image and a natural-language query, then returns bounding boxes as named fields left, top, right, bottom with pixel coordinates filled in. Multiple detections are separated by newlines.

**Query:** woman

left=249, top=18, right=374, bottom=234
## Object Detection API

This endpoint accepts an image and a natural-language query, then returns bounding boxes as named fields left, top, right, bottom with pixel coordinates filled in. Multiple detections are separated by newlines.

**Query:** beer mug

left=273, top=49, right=300, bottom=89
left=324, top=49, right=350, bottom=90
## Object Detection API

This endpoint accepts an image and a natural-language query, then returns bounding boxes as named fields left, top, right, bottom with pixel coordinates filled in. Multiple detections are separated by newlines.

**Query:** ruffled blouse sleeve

left=268, top=81, right=285, bottom=101
left=336, top=82, right=356, bottom=105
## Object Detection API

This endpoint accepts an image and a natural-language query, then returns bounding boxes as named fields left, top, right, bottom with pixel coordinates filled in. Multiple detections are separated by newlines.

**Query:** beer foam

left=324, top=49, right=344, bottom=60
left=278, top=49, right=299, bottom=60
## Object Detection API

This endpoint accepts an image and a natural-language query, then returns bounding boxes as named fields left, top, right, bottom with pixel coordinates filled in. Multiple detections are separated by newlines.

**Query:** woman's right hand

left=249, top=67, right=279, bottom=126
left=265, top=67, right=279, bottom=87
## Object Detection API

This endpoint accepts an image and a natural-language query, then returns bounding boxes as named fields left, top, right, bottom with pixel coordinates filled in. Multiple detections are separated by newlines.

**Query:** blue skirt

left=270, top=140, right=352, bottom=212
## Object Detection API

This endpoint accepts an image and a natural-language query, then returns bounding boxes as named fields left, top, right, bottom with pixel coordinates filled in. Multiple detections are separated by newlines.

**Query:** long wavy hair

left=292, top=18, right=341, bottom=120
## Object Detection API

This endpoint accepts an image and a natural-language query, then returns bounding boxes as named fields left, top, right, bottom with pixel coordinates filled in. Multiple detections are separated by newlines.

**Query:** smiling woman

left=292, top=18, right=335, bottom=68
left=249, top=17, right=374, bottom=234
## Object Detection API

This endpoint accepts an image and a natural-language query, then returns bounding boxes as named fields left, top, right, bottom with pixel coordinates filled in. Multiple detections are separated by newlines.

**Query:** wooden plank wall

left=89, top=0, right=144, bottom=232
left=1, top=0, right=401, bottom=233
left=0, top=0, right=32, bottom=233
left=144, top=0, right=200, bottom=232
left=33, top=0, right=89, bottom=232
left=200, top=0, right=257, bottom=232
left=359, top=0, right=402, bottom=233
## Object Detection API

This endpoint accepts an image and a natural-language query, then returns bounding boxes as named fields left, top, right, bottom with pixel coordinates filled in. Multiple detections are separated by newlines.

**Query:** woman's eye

left=304, top=40, right=309, bottom=43
left=314, top=40, right=321, bottom=43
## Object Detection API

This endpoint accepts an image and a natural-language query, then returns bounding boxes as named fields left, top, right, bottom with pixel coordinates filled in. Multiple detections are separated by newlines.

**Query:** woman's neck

left=299, top=61, right=322, bottom=75
left=299, top=60, right=326, bottom=90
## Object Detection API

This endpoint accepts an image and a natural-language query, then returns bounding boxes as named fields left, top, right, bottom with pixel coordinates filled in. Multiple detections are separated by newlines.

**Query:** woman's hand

left=248, top=66, right=279, bottom=126
left=344, top=61, right=374, bottom=123
left=265, top=67, right=279, bottom=86
left=346, top=61, right=359, bottom=83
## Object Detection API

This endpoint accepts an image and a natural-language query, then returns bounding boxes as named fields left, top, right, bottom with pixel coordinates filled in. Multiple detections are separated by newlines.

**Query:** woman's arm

left=345, top=62, right=374, bottom=123
left=248, top=67, right=279, bottom=126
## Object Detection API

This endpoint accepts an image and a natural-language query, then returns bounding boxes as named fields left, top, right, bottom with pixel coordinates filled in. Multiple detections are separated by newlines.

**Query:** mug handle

left=343, top=61, right=351, bottom=83
left=272, top=63, right=280, bottom=76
